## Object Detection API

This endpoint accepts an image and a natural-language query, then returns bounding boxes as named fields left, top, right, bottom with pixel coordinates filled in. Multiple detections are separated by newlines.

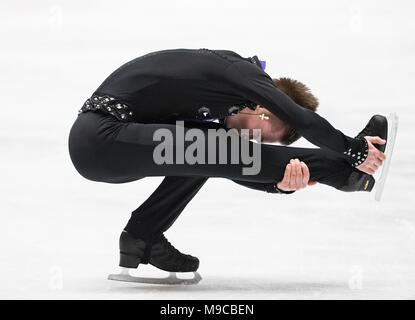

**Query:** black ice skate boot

left=339, top=170, right=375, bottom=192
left=339, top=115, right=388, bottom=192
left=355, top=114, right=388, bottom=152
left=118, top=230, right=199, bottom=272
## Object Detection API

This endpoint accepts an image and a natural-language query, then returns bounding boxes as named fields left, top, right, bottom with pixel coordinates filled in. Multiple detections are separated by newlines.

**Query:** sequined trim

left=191, top=103, right=255, bottom=122
left=78, top=94, right=134, bottom=122
left=344, top=138, right=369, bottom=167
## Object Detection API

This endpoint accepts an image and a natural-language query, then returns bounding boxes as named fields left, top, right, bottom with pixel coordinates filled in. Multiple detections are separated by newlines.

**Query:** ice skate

left=354, top=113, right=399, bottom=201
left=355, top=114, right=388, bottom=152
left=108, top=230, right=202, bottom=285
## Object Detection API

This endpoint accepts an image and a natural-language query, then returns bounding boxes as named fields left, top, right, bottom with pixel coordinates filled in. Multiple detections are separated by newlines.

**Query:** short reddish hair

left=271, top=77, right=319, bottom=145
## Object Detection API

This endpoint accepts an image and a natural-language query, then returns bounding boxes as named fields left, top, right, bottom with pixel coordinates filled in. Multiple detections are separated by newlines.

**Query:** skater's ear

left=279, top=126, right=301, bottom=145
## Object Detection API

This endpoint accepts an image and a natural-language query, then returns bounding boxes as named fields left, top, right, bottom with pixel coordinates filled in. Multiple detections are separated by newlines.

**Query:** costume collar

left=249, top=55, right=266, bottom=70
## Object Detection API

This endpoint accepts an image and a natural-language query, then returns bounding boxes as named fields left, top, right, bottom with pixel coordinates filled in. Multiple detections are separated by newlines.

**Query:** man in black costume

left=69, top=48, right=387, bottom=276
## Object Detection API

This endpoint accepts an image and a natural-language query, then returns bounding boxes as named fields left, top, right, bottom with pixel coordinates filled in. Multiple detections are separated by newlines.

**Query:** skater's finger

left=367, top=155, right=381, bottom=169
left=289, top=160, right=297, bottom=190
left=373, top=157, right=383, bottom=167
left=288, top=159, right=295, bottom=183
left=300, top=162, right=309, bottom=188
left=366, top=164, right=377, bottom=174
left=288, top=163, right=295, bottom=190
left=366, top=136, right=386, bottom=145
left=300, top=161, right=310, bottom=188
left=373, top=150, right=386, bottom=163
left=278, top=164, right=291, bottom=190
left=358, top=164, right=373, bottom=175
left=368, top=160, right=378, bottom=170
left=281, top=163, right=291, bottom=186
left=308, top=181, right=318, bottom=186
left=377, top=151, right=386, bottom=161
left=356, top=162, right=373, bottom=175
left=295, top=159, right=302, bottom=189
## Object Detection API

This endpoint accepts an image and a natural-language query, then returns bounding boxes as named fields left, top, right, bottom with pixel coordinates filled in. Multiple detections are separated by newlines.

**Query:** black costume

left=69, top=48, right=371, bottom=243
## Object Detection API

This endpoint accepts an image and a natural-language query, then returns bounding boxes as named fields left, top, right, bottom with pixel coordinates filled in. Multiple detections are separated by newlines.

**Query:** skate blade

left=374, top=112, right=399, bottom=202
left=108, top=268, right=202, bottom=285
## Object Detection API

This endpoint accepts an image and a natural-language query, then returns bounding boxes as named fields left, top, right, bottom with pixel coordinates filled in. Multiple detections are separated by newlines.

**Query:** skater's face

left=225, top=106, right=288, bottom=143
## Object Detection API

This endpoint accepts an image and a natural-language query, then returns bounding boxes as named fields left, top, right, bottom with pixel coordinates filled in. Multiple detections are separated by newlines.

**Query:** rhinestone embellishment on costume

left=78, top=94, right=134, bottom=122
left=196, top=106, right=212, bottom=119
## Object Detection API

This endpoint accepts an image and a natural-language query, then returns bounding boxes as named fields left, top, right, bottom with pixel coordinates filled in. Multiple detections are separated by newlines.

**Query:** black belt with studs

left=78, top=94, right=135, bottom=122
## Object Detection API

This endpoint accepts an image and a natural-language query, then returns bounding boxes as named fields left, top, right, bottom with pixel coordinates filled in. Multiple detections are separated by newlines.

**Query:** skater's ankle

left=339, top=170, right=375, bottom=192
left=122, top=228, right=162, bottom=244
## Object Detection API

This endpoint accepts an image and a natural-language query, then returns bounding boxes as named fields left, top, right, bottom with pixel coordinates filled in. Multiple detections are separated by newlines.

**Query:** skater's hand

left=356, top=136, right=386, bottom=175
left=277, top=159, right=317, bottom=192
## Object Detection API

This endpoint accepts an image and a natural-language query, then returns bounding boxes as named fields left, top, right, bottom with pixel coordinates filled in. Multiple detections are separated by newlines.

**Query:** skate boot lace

left=159, top=235, right=181, bottom=255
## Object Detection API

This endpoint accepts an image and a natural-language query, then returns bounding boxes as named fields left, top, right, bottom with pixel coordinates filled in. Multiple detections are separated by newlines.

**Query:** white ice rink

left=1, top=0, right=414, bottom=299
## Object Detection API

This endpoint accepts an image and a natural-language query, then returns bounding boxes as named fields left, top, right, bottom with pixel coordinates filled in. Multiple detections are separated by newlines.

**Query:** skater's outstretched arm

left=224, top=61, right=365, bottom=159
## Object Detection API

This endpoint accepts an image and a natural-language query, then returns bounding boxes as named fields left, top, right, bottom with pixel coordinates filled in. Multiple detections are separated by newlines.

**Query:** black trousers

left=68, top=112, right=354, bottom=241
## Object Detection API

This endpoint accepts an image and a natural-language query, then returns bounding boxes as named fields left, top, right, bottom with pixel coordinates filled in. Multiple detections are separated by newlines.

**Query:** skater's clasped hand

left=356, top=136, right=386, bottom=175
left=276, top=159, right=317, bottom=192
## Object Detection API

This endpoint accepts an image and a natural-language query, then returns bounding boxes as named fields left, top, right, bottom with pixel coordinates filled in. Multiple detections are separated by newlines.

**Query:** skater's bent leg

left=124, top=176, right=208, bottom=242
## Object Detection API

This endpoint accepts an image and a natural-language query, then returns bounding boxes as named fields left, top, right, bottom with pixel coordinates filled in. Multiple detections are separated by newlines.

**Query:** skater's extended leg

left=69, top=112, right=363, bottom=191
left=124, top=176, right=208, bottom=242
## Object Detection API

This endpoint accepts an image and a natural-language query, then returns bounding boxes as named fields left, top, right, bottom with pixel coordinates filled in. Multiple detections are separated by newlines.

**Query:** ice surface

left=1, top=0, right=415, bottom=299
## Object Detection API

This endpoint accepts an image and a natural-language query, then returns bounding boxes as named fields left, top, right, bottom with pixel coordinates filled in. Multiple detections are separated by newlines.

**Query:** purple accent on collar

left=259, top=60, right=266, bottom=70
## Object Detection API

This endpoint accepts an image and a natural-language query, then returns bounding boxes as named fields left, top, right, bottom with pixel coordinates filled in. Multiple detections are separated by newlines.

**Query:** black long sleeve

left=231, top=179, right=295, bottom=194
left=93, top=48, right=366, bottom=164
left=224, top=60, right=365, bottom=156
